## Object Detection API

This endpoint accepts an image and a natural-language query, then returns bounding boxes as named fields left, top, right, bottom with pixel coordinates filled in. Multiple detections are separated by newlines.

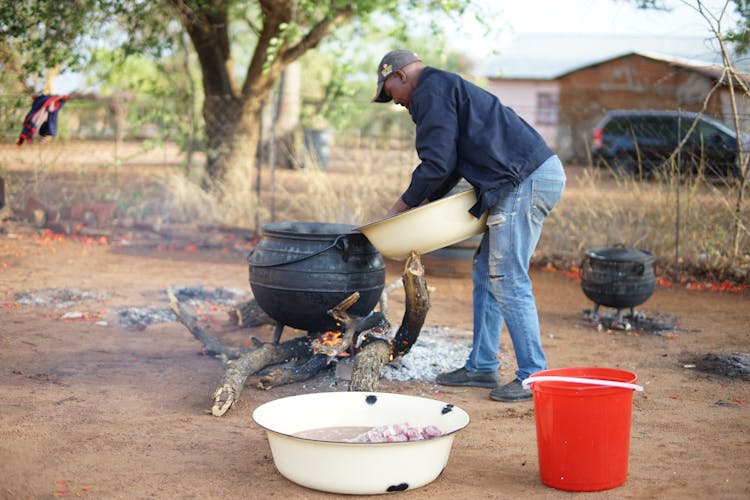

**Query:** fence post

left=674, top=110, right=682, bottom=283
left=255, top=99, right=264, bottom=233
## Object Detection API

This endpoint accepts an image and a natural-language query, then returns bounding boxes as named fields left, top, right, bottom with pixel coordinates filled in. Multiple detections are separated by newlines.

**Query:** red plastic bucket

left=524, top=367, right=641, bottom=492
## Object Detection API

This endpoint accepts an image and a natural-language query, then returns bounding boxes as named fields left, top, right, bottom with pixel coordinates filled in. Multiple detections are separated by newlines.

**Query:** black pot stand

left=583, top=303, right=646, bottom=331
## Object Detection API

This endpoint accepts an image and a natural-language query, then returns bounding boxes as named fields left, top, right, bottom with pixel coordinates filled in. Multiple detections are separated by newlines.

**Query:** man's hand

left=386, top=198, right=411, bottom=216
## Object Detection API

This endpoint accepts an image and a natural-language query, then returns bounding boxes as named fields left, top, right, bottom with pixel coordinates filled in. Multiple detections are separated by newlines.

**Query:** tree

left=1, top=0, right=484, bottom=187
left=630, top=0, right=749, bottom=262
left=629, top=0, right=750, bottom=53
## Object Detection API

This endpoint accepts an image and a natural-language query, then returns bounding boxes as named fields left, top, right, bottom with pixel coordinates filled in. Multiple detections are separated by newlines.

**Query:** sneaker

left=489, top=379, right=533, bottom=402
left=435, top=367, right=501, bottom=388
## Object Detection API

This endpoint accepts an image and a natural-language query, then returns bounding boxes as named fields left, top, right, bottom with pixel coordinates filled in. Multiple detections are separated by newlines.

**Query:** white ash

left=162, top=285, right=249, bottom=306
left=382, top=326, right=473, bottom=382
left=115, top=306, right=176, bottom=328
left=114, top=286, right=248, bottom=329
left=14, top=288, right=107, bottom=308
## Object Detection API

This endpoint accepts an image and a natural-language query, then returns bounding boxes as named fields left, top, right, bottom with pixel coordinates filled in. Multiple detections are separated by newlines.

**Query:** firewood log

left=349, top=340, right=392, bottom=392
left=211, top=336, right=312, bottom=416
left=168, top=290, right=249, bottom=359
left=391, top=251, right=430, bottom=357
left=349, top=251, right=430, bottom=392
left=256, top=354, right=331, bottom=390
left=171, top=253, right=430, bottom=413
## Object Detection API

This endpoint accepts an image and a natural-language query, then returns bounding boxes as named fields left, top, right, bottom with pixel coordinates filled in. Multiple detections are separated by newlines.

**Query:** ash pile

left=581, top=307, right=677, bottom=335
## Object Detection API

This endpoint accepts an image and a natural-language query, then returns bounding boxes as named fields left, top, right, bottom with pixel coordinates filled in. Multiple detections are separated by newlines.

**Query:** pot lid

left=585, top=246, right=654, bottom=263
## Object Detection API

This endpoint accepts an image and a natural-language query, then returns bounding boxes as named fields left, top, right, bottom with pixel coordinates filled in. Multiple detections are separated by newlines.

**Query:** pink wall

left=486, top=79, right=560, bottom=149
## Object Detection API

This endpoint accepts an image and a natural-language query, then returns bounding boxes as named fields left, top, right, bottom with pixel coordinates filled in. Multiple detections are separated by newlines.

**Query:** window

left=642, top=117, right=679, bottom=142
left=605, top=117, right=636, bottom=136
left=536, top=93, right=558, bottom=125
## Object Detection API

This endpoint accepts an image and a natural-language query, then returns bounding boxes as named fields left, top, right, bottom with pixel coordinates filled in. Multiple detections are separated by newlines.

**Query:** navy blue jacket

left=401, top=67, right=554, bottom=217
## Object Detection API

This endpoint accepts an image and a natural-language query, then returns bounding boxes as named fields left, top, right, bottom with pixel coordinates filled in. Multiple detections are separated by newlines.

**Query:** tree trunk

left=170, top=0, right=358, bottom=187
left=203, top=95, right=261, bottom=186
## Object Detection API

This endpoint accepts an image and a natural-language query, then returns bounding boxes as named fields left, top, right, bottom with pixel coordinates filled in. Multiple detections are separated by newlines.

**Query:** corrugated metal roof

left=553, top=50, right=729, bottom=79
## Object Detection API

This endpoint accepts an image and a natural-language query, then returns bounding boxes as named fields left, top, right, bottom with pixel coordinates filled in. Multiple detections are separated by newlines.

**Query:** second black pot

left=580, top=246, right=656, bottom=309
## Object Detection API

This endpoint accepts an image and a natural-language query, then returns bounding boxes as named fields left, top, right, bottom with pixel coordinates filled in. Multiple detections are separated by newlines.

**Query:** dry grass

left=161, top=149, right=750, bottom=283
left=540, top=166, right=749, bottom=281
left=268, top=147, right=414, bottom=225
left=2, top=141, right=747, bottom=282
left=158, top=145, right=416, bottom=229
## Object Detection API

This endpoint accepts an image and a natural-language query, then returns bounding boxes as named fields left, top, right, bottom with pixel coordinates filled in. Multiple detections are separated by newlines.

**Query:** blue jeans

left=465, top=155, right=566, bottom=380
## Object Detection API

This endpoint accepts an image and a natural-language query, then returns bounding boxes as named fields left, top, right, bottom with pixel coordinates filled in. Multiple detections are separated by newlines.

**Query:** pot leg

left=611, top=308, right=631, bottom=330
left=272, top=323, right=285, bottom=344
left=587, top=303, right=600, bottom=321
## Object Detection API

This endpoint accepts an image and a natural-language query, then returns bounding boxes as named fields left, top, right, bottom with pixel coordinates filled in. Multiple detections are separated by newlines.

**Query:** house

left=486, top=78, right=559, bottom=149
left=484, top=34, right=750, bottom=163
left=555, top=51, right=750, bottom=162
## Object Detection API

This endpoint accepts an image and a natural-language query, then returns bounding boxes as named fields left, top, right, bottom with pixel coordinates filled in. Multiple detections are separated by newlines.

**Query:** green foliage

left=0, top=0, right=484, bottom=96
left=726, top=0, right=750, bottom=54
left=1, top=1, right=95, bottom=71
left=0, top=0, right=487, bottom=179
left=297, top=30, right=482, bottom=136
left=0, top=1, right=176, bottom=79
left=83, top=40, right=202, bottom=148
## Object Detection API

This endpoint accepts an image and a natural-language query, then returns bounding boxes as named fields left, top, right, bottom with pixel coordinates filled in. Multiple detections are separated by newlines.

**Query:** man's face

left=383, top=71, right=413, bottom=109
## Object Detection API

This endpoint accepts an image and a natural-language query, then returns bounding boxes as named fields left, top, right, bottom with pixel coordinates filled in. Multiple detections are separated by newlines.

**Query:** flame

left=312, top=330, right=351, bottom=357
left=318, top=330, right=343, bottom=347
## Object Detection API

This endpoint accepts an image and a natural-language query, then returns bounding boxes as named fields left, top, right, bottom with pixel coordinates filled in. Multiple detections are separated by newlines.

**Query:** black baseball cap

left=373, top=50, right=421, bottom=103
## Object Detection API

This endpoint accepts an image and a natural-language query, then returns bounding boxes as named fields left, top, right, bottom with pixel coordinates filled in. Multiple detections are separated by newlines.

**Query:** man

left=372, top=50, right=566, bottom=402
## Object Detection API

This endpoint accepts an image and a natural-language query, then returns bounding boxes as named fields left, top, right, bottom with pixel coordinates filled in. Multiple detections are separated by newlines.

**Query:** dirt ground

left=0, top=141, right=748, bottom=499
left=1, top=221, right=748, bottom=500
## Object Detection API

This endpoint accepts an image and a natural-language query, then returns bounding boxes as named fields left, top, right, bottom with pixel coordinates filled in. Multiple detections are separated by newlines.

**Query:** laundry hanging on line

left=17, top=94, right=70, bottom=146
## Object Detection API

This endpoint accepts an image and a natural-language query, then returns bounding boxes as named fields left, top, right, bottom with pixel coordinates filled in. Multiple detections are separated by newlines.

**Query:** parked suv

left=590, top=109, right=747, bottom=178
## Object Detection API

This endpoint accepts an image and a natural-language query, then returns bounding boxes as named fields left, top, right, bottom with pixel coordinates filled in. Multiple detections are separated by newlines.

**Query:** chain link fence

left=1, top=92, right=748, bottom=280
left=5, top=91, right=747, bottom=171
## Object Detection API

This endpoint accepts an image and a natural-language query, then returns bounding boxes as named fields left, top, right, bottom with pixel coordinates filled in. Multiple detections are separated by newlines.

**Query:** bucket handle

left=247, top=234, right=350, bottom=268
left=522, top=376, right=644, bottom=391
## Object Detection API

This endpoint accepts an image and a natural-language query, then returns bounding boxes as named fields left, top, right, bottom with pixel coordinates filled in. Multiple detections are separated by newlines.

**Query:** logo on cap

left=373, top=50, right=421, bottom=103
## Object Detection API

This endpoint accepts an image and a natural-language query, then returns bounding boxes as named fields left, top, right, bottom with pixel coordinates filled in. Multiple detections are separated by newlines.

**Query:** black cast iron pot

left=248, top=222, right=385, bottom=333
left=580, top=246, right=656, bottom=309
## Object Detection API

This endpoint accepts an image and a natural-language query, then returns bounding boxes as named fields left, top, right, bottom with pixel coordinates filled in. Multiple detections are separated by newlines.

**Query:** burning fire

left=312, top=318, right=398, bottom=360
left=319, top=330, right=343, bottom=347
left=312, top=330, right=349, bottom=357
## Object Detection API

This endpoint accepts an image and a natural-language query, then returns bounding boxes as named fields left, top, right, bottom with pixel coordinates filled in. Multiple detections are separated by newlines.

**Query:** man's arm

left=401, top=86, right=460, bottom=206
